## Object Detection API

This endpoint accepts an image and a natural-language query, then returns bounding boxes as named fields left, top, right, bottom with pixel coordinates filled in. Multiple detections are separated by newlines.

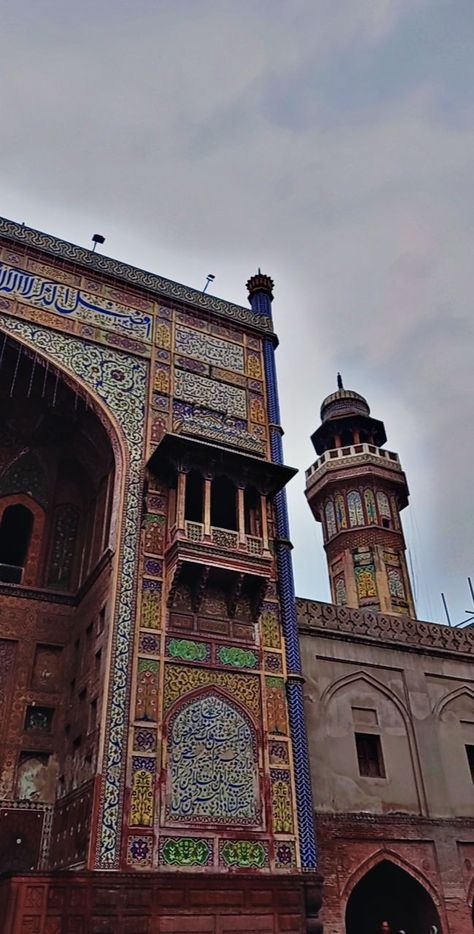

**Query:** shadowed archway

left=345, top=859, right=442, bottom=934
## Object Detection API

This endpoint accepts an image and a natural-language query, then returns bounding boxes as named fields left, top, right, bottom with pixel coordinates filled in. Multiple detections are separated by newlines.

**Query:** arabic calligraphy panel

left=174, top=369, right=247, bottom=418
left=0, top=260, right=152, bottom=340
left=175, top=325, right=245, bottom=373
left=166, top=693, right=259, bottom=825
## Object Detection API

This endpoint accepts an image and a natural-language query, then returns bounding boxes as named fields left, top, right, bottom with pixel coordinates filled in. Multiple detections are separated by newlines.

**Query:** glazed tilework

left=166, top=694, right=259, bottom=825
left=0, top=314, right=147, bottom=869
left=133, top=728, right=157, bottom=753
left=127, top=834, right=153, bottom=867
left=130, top=757, right=155, bottom=827
left=160, top=836, right=213, bottom=867
left=135, top=659, right=159, bottom=723
left=0, top=218, right=274, bottom=333
left=175, top=325, right=245, bottom=373
left=0, top=259, right=153, bottom=340
left=166, top=638, right=210, bottom=662
left=172, top=401, right=264, bottom=455
left=163, top=665, right=260, bottom=719
left=275, top=840, right=296, bottom=870
left=174, top=368, right=247, bottom=418
left=270, top=769, right=293, bottom=834
left=262, top=328, right=318, bottom=868
left=0, top=233, right=308, bottom=877
left=219, top=840, right=268, bottom=869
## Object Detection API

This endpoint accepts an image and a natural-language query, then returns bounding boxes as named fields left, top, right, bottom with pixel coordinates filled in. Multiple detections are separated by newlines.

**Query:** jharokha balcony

left=148, top=432, right=296, bottom=590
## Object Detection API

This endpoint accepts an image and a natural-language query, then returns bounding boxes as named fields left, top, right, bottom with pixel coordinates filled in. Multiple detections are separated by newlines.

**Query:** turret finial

left=337, top=372, right=343, bottom=390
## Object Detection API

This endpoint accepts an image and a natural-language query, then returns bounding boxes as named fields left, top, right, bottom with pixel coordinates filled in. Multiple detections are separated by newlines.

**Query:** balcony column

left=203, top=476, right=212, bottom=538
left=260, top=494, right=269, bottom=551
left=176, top=469, right=187, bottom=531
left=334, top=434, right=341, bottom=448
left=237, top=486, right=246, bottom=545
left=353, top=429, right=360, bottom=444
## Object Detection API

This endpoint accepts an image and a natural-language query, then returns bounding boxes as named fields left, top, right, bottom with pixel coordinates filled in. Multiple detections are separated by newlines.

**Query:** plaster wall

left=300, top=628, right=474, bottom=819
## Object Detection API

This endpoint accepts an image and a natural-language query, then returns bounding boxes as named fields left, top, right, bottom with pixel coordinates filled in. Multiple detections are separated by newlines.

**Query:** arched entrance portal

left=345, top=859, right=442, bottom=934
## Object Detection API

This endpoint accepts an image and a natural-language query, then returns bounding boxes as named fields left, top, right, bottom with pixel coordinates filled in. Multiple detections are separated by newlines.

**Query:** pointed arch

left=342, top=848, right=442, bottom=906
left=0, top=318, right=148, bottom=868
left=164, top=686, right=260, bottom=826
left=433, top=685, right=474, bottom=719
left=321, top=669, right=409, bottom=718
left=320, top=669, right=428, bottom=815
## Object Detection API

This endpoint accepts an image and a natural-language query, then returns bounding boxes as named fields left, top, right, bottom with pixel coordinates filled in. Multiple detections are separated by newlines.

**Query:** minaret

left=305, top=377, right=416, bottom=617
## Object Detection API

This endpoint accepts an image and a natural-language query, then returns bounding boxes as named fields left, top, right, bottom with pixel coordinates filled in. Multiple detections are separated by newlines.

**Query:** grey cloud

left=0, top=0, right=472, bottom=623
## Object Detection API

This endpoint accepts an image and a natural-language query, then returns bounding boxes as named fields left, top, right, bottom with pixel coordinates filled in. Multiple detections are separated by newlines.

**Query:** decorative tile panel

left=0, top=260, right=152, bottom=340
left=0, top=315, right=148, bottom=869
left=260, top=604, right=281, bottom=649
left=167, top=638, right=210, bottom=663
left=172, top=401, right=263, bottom=454
left=270, top=769, right=293, bottom=834
left=175, top=326, right=245, bottom=373
left=133, top=728, right=157, bottom=753
left=135, top=659, right=159, bottom=722
left=265, top=677, right=288, bottom=736
left=160, top=836, right=213, bottom=867
left=141, top=580, right=162, bottom=629
left=166, top=694, right=259, bottom=825
left=130, top=757, right=155, bottom=827
left=275, top=840, right=296, bottom=870
left=264, top=652, right=283, bottom=673
left=174, top=369, right=247, bottom=418
left=269, top=741, right=289, bottom=766
left=216, top=646, right=258, bottom=669
left=163, top=665, right=260, bottom=718
left=127, top=834, right=153, bottom=867
left=138, top=632, right=160, bottom=655
left=219, top=839, right=268, bottom=869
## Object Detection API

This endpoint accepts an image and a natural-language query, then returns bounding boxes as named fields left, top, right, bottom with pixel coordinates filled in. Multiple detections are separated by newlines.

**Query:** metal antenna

left=441, top=592, right=452, bottom=626
left=440, top=579, right=474, bottom=628
left=91, top=234, right=105, bottom=253
left=337, top=372, right=343, bottom=390
left=203, top=274, right=215, bottom=293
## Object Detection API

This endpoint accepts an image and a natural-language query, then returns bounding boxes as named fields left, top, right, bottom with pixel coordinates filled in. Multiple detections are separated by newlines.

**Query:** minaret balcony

left=306, top=442, right=402, bottom=487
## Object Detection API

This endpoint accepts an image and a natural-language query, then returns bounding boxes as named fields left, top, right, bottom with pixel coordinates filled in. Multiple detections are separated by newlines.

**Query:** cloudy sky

left=1, top=0, right=473, bottom=623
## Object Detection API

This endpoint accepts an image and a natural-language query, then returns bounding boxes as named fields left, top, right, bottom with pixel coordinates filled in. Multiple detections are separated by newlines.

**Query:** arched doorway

left=345, top=859, right=442, bottom=934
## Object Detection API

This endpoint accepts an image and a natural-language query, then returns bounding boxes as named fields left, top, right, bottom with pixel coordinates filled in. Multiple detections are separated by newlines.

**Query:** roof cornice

left=0, top=216, right=274, bottom=335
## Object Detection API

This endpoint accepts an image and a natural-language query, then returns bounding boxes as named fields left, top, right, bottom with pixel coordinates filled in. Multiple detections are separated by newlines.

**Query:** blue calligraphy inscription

left=0, top=262, right=152, bottom=340
left=167, top=694, right=258, bottom=824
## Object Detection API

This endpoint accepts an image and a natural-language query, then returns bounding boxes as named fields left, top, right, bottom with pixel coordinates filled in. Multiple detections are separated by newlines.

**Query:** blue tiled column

left=247, top=274, right=317, bottom=869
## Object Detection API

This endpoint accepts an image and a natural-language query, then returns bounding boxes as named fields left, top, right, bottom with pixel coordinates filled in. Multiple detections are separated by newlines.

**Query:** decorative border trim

left=0, top=216, right=273, bottom=334
left=0, top=315, right=148, bottom=868
left=262, top=336, right=318, bottom=870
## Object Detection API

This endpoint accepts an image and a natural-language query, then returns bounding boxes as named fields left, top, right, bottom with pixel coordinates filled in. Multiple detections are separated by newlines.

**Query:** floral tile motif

left=174, top=369, right=247, bottom=418
left=160, top=836, right=213, bottom=867
left=0, top=315, right=147, bottom=869
left=175, top=325, right=245, bottom=373
left=166, top=638, right=210, bottom=663
left=133, top=728, right=157, bottom=753
left=275, top=840, right=296, bottom=870
left=166, top=694, right=259, bottom=825
left=219, top=839, right=268, bottom=869
left=127, top=834, right=153, bottom=868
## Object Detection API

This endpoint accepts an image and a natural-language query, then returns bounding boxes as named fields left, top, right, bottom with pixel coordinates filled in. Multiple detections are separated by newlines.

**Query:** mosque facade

left=0, top=217, right=471, bottom=934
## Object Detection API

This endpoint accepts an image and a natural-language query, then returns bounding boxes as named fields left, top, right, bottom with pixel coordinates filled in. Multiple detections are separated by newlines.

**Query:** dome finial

left=337, top=372, right=343, bottom=390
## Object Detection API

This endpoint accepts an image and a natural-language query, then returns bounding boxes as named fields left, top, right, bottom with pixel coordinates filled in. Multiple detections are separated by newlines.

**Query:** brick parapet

left=296, top=598, right=474, bottom=659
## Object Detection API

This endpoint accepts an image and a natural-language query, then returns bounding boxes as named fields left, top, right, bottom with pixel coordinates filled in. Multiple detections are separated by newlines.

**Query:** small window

left=24, top=706, right=54, bottom=733
left=0, top=504, right=34, bottom=582
left=466, top=745, right=474, bottom=783
left=355, top=732, right=385, bottom=778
